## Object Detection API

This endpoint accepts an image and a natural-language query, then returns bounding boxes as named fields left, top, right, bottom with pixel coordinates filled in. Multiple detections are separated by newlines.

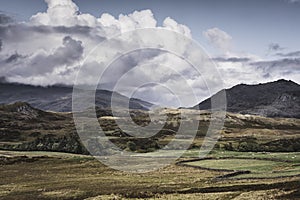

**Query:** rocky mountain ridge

left=193, top=79, right=300, bottom=118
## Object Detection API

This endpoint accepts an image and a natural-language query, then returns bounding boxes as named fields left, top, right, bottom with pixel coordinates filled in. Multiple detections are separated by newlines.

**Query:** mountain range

left=0, top=79, right=300, bottom=154
left=0, top=82, right=153, bottom=112
left=0, top=79, right=299, bottom=118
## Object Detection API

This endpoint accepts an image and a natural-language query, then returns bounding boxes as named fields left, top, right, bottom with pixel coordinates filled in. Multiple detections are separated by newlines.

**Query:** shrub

left=127, top=141, right=137, bottom=152
left=238, top=141, right=260, bottom=152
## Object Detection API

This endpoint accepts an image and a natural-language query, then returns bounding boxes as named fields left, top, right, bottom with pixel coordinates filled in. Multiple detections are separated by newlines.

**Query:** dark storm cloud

left=28, top=36, right=84, bottom=74
left=4, top=36, right=84, bottom=77
left=213, top=57, right=251, bottom=63
left=0, top=24, right=105, bottom=42
left=276, top=51, right=300, bottom=57
left=0, top=39, right=2, bottom=51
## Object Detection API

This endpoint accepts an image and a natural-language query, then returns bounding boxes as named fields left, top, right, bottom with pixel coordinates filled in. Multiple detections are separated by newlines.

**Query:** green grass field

left=185, top=158, right=300, bottom=178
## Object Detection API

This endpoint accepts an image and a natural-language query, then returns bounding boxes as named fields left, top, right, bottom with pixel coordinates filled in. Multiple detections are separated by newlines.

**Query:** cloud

left=0, top=13, right=14, bottom=25
left=0, top=0, right=191, bottom=70
left=252, top=58, right=300, bottom=72
left=201, top=27, right=300, bottom=89
left=109, top=52, right=207, bottom=107
left=268, top=43, right=284, bottom=52
left=276, top=51, right=300, bottom=57
left=163, top=17, right=191, bottom=38
left=250, top=58, right=300, bottom=81
left=213, top=57, right=251, bottom=63
left=0, top=0, right=200, bottom=106
left=2, top=36, right=83, bottom=78
left=212, top=54, right=300, bottom=90
left=210, top=51, right=300, bottom=91
left=30, top=0, right=86, bottom=26
left=203, top=27, right=232, bottom=53
left=5, top=53, right=25, bottom=63
left=286, top=0, right=300, bottom=3
left=1, top=0, right=298, bottom=107
left=30, top=0, right=158, bottom=33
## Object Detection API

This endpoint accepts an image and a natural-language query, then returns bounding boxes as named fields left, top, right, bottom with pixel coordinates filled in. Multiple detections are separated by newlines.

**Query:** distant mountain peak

left=233, top=79, right=298, bottom=88
left=192, top=79, right=300, bottom=118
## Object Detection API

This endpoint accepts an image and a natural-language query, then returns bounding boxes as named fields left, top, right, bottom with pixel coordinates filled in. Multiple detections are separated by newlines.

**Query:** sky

left=0, top=0, right=300, bottom=107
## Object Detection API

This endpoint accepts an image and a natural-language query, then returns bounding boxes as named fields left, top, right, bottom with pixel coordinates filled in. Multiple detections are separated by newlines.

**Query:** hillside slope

left=192, top=79, right=300, bottom=118
left=0, top=102, right=299, bottom=154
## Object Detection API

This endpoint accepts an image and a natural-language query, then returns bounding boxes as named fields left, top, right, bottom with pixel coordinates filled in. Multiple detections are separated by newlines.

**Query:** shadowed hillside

left=0, top=82, right=153, bottom=112
left=192, top=79, right=300, bottom=118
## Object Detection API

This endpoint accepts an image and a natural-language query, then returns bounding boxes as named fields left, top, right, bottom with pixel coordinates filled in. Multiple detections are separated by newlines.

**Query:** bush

left=238, top=141, right=260, bottom=152
left=127, top=141, right=137, bottom=152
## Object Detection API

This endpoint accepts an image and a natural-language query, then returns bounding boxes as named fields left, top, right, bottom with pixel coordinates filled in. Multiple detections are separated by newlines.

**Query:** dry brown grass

left=0, top=151, right=299, bottom=200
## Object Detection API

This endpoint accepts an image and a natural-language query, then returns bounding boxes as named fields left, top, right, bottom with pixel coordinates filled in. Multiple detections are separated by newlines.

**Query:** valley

left=0, top=80, right=300, bottom=199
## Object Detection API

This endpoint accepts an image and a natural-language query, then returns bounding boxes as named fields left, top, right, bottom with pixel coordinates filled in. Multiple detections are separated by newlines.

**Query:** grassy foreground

left=0, top=150, right=300, bottom=200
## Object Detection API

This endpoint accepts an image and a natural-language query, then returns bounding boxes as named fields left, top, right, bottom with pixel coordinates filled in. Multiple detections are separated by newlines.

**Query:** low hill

left=0, top=102, right=299, bottom=154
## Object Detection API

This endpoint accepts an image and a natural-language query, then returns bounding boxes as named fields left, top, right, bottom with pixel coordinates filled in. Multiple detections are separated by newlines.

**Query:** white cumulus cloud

left=0, top=0, right=208, bottom=107
left=203, top=27, right=232, bottom=53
